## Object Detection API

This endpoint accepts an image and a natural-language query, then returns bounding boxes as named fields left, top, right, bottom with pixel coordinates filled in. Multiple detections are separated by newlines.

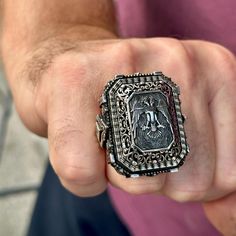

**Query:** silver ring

left=96, top=72, right=189, bottom=178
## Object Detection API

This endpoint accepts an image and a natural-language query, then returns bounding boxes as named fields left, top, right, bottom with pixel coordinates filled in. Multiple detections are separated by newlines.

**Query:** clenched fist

left=6, top=37, right=235, bottom=198
left=3, top=36, right=236, bottom=234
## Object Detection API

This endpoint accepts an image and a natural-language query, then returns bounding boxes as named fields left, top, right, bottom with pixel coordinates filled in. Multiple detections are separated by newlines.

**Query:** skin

left=1, top=0, right=236, bottom=235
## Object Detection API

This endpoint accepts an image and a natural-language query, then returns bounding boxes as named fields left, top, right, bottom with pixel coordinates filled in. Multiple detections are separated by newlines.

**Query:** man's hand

left=1, top=1, right=236, bottom=234
left=4, top=37, right=235, bottom=201
left=3, top=0, right=235, bottom=204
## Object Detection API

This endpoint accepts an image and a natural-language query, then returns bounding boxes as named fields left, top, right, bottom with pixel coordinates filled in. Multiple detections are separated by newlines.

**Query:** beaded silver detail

left=96, top=72, right=189, bottom=177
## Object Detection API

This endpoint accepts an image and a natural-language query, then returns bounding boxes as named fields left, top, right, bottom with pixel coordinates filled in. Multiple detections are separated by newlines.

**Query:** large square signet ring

left=96, top=72, right=189, bottom=178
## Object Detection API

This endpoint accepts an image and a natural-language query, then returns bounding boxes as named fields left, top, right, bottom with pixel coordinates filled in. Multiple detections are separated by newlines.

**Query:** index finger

left=47, top=55, right=107, bottom=197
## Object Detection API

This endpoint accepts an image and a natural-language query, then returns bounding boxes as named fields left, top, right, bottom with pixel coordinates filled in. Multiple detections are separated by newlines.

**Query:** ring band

left=96, top=72, right=189, bottom=178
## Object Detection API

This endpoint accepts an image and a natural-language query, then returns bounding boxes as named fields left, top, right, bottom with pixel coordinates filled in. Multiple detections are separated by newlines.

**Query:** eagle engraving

left=129, top=93, right=173, bottom=150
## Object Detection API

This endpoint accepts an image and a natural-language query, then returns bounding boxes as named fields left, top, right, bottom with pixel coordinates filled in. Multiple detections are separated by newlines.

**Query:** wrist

left=2, top=24, right=118, bottom=83
left=2, top=24, right=117, bottom=57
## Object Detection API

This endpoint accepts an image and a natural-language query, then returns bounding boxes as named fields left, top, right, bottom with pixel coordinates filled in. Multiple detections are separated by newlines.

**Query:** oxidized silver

left=96, top=72, right=189, bottom=177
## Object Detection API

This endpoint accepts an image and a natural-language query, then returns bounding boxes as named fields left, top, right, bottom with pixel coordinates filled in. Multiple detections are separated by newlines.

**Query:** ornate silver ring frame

left=96, top=72, right=189, bottom=177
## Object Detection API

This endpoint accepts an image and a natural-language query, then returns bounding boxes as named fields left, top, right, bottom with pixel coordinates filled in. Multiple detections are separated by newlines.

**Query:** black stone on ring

left=96, top=72, right=189, bottom=178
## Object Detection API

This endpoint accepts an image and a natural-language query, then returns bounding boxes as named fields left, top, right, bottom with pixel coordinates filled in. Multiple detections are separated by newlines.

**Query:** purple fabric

left=115, top=0, right=236, bottom=53
left=109, top=0, right=236, bottom=235
left=109, top=186, right=220, bottom=236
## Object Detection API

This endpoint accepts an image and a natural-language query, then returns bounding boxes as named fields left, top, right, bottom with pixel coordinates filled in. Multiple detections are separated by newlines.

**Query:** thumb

left=203, top=192, right=236, bottom=236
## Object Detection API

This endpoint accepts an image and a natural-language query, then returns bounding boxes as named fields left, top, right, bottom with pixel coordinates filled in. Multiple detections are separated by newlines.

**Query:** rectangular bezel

left=103, top=72, right=188, bottom=177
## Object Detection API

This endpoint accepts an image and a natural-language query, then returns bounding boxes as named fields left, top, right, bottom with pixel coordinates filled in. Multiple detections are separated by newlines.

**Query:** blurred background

left=0, top=69, right=48, bottom=236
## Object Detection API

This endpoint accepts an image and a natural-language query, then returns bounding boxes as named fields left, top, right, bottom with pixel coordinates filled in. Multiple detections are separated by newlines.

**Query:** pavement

left=0, top=71, right=48, bottom=236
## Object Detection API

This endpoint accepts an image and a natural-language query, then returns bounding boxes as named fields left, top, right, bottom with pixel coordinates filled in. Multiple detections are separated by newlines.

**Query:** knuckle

left=124, top=182, right=162, bottom=195
left=59, top=168, right=106, bottom=197
left=51, top=144, right=99, bottom=185
left=215, top=46, right=235, bottom=69
left=161, top=39, right=197, bottom=91
left=59, top=165, right=98, bottom=186
left=124, top=185, right=148, bottom=195
left=178, top=42, right=198, bottom=91
left=111, top=40, right=137, bottom=71
left=51, top=54, right=91, bottom=89
left=157, top=38, right=181, bottom=53
left=49, top=125, right=99, bottom=186
left=49, top=120, right=100, bottom=186
left=167, top=190, right=206, bottom=202
left=114, top=40, right=135, bottom=57
left=60, top=178, right=106, bottom=198
left=217, top=171, right=236, bottom=191
left=210, top=44, right=236, bottom=81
